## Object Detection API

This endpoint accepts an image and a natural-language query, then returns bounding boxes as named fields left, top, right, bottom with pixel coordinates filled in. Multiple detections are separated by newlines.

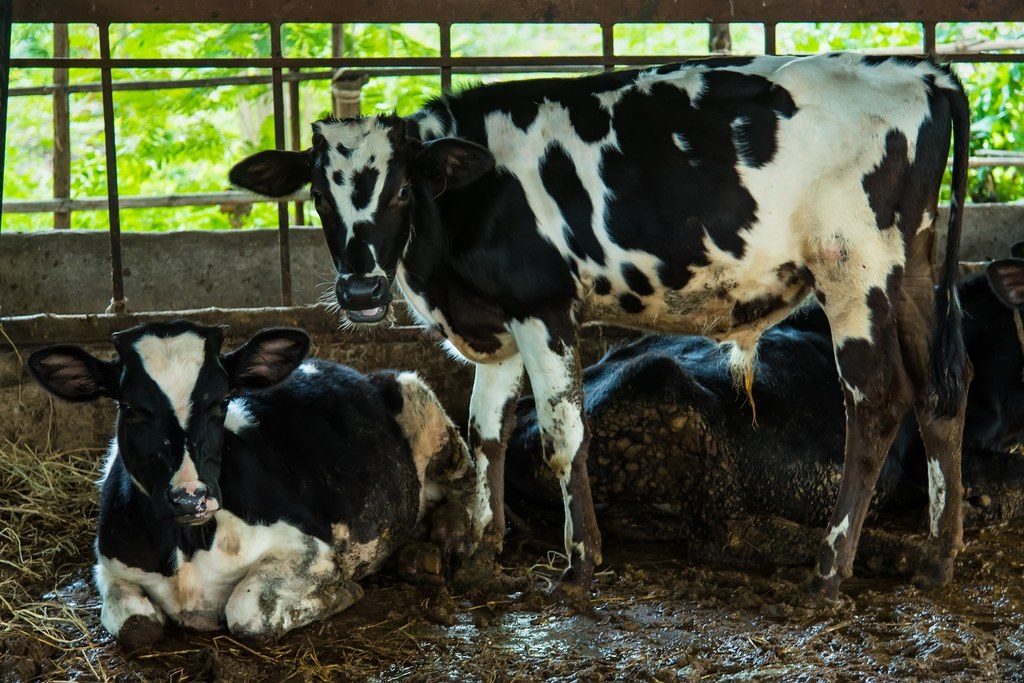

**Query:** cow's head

left=28, top=322, right=309, bottom=525
left=229, top=115, right=494, bottom=325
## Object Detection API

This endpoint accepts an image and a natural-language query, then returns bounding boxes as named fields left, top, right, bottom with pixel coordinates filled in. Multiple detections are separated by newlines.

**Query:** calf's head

left=229, top=115, right=494, bottom=325
left=28, top=322, right=309, bottom=524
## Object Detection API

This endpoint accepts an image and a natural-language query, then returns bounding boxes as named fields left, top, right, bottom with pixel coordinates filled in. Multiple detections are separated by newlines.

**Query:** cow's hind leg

left=511, top=316, right=601, bottom=593
left=895, top=261, right=966, bottom=587
left=811, top=260, right=914, bottom=597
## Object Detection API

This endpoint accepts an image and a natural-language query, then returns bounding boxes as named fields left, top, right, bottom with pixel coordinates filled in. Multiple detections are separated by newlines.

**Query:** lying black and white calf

left=28, top=321, right=473, bottom=647
left=508, top=262, right=1024, bottom=567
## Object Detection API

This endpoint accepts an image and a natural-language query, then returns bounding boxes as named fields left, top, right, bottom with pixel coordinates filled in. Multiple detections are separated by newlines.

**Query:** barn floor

left=3, top=444, right=1024, bottom=682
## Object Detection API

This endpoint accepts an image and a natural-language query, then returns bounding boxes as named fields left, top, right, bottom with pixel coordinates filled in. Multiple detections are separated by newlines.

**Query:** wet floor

left=4, top=520, right=1024, bottom=682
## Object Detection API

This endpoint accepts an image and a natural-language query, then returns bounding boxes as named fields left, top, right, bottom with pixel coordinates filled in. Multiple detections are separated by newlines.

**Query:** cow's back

left=413, top=54, right=957, bottom=344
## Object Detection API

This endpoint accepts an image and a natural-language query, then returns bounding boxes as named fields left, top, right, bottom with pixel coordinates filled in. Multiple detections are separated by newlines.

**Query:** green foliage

left=4, top=21, right=1024, bottom=232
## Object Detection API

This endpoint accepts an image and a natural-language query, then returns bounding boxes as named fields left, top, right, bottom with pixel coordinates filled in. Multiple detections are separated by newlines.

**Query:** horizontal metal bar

left=13, top=0, right=1024, bottom=25
left=6, top=155, right=1024, bottom=217
left=6, top=65, right=607, bottom=98
left=3, top=191, right=265, bottom=213
left=11, top=50, right=1024, bottom=75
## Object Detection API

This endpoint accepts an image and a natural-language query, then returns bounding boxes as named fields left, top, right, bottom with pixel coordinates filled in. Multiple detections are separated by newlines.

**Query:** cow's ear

left=28, top=345, right=118, bottom=402
left=229, top=149, right=313, bottom=199
left=986, top=258, right=1024, bottom=309
left=222, top=328, right=310, bottom=390
left=413, top=138, right=495, bottom=191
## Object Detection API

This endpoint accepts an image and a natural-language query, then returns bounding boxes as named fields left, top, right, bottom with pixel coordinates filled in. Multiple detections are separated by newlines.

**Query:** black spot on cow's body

left=350, top=168, right=379, bottom=210
left=622, top=263, right=654, bottom=297
left=733, top=295, right=787, bottom=326
left=507, top=101, right=539, bottom=131
left=700, top=71, right=796, bottom=168
left=594, top=276, right=612, bottom=296
left=777, top=261, right=814, bottom=289
left=619, top=293, right=645, bottom=314
left=540, top=145, right=604, bottom=265
left=862, top=130, right=911, bottom=230
left=835, top=285, right=893, bottom=391
left=861, top=54, right=929, bottom=70
left=568, top=101, right=612, bottom=143
left=332, top=170, right=344, bottom=186
left=600, top=75, right=763, bottom=274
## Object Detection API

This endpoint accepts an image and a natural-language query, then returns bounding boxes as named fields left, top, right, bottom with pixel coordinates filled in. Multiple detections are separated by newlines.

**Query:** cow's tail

left=930, top=65, right=970, bottom=418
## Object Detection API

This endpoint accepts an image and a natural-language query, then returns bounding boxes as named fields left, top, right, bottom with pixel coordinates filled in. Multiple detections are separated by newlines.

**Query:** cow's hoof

left=913, top=556, right=955, bottom=589
left=117, top=614, right=164, bottom=651
left=395, top=541, right=444, bottom=586
left=809, top=573, right=842, bottom=602
left=551, top=579, right=593, bottom=612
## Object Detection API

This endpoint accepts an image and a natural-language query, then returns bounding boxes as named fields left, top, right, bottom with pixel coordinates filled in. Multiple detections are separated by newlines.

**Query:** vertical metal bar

left=53, top=23, right=71, bottom=229
left=270, top=21, right=292, bottom=306
left=764, top=23, right=777, bottom=55
left=288, top=67, right=304, bottom=226
left=439, top=22, right=452, bottom=93
left=0, top=0, right=12, bottom=220
left=601, top=23, right=614, bottom=70
left=98, top=23, right=126, bottom=314
left=924, top=22, right=937, bottom=56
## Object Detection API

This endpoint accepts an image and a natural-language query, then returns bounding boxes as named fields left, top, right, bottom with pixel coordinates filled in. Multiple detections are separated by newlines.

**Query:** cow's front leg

left=227, top=542, right=362, bottom=643
left=94, top=561, right=167, bottom=649
left=511, top=317, right=601, bottom=590
left=466, top=354, right=525, bottom=563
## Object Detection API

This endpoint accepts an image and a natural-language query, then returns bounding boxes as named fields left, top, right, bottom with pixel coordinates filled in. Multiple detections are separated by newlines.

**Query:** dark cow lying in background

left=507, top=260, right=1024, bottom=570
left=230, top=53, right=970, bottom=596
left=28, top=322, right=473, bottom=648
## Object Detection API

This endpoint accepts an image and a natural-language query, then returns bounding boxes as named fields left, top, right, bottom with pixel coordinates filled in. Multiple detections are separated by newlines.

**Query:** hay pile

left=0, top=439, right=111, bottom=680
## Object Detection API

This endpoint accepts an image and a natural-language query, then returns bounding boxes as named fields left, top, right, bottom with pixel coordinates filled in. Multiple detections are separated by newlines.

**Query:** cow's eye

left=120, top=402, right=135, bottom=418
left=311, top=190, right=324, bottom=207
left=396, top=185, right=411, bottom=202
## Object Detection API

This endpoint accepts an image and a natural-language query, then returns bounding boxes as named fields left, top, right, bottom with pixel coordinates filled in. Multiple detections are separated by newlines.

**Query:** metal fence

left=3, top=0, right=1024, bottom=313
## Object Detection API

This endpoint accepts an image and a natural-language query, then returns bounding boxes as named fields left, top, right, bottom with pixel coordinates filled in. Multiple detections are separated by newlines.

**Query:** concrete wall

left=3, top=205, right=1023, bottom=317
left=1, top=227, right=332, bottom=316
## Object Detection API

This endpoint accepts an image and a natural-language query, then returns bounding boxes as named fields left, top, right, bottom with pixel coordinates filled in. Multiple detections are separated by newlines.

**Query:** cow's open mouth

left=346, top=305, right=389, bottom=323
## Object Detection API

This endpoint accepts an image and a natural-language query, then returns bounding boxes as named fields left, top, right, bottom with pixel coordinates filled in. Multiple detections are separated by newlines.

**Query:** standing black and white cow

left=230, top=53, right=970, bottom=597
left=28, top=321, right=473, bottom=647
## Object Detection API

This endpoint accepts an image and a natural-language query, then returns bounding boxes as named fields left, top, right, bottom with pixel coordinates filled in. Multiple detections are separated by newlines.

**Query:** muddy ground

left=3, top=512, right=1024, bottom=683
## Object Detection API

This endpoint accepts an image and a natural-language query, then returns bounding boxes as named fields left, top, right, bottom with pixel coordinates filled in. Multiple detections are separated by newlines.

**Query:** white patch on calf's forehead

left=317, top=118, right=395, bottom=230
left=134, top=332, right=206, bottom=429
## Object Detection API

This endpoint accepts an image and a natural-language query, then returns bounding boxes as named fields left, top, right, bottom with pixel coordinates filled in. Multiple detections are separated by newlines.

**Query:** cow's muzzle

left=336, top=274, right=392, bottom=324
left=168, top=483, right=219, bottom=525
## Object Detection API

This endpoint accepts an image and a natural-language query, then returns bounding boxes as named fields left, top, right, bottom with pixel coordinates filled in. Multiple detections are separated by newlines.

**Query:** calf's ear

left=28, top=345, right=118, bottom=402
left=222, top=328, right=311, bottom=390
left=986, top=258, right=1024, bottom=309
left=412, top=138, right=495, bottom=191
left=229, top=149, right=313, bottom=199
